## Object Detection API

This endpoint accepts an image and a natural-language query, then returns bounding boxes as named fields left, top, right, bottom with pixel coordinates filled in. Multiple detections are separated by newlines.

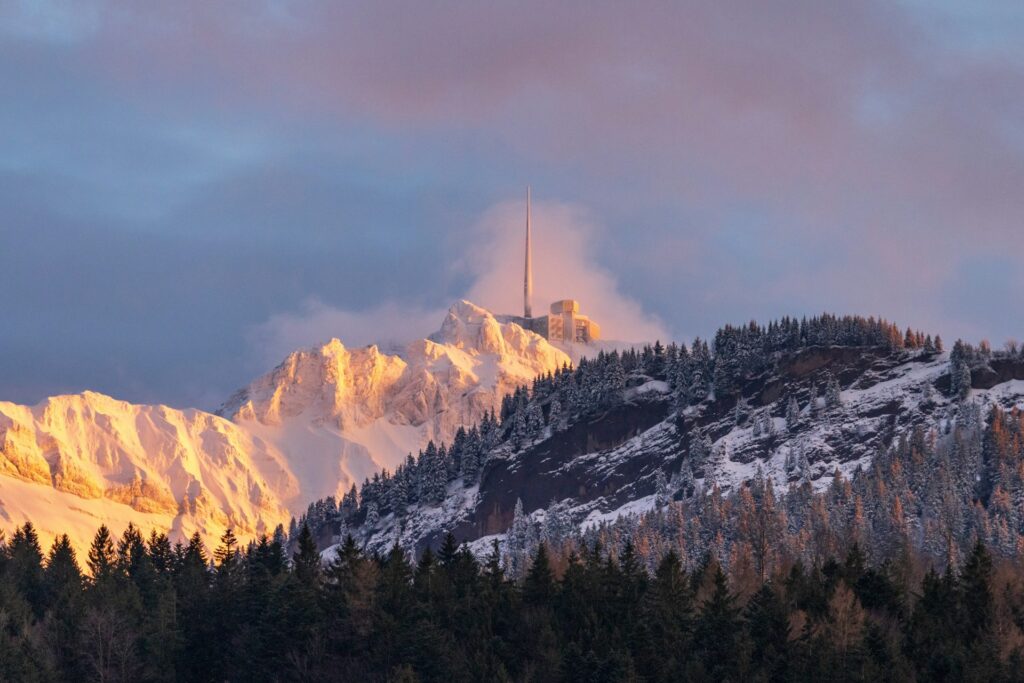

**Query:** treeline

left=710, top=314, right=938, bottom=396
left=3, top=519, right=1024, bottom=681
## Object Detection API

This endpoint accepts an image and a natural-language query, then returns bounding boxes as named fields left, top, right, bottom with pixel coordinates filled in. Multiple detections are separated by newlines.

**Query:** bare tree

left=79, top=607, right=138, bottom=683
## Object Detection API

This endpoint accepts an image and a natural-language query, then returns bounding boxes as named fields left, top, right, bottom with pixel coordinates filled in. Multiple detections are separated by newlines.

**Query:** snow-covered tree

left=547, top=395, right=563, bottom=431
left=542, top=499, right=573, bottom=552
left=506, top=498, right=533, bottom=577
left=364, top=501, right=380, bottom=528
left=950, top=339, right=973, bottom=400
left=786, top=396, right=801, bottom=432
left=655, top=468, right=672, bottom=508
left=676, top=461, right=696, bottom=498
left=525, top=400, right=544, bottom=437
left=825, top=374, right=842, bottom=409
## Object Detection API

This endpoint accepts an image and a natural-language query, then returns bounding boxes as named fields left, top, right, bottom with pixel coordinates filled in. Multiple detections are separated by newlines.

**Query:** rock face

left=350, top=346, right=1024, bottom=557
left=0, top=302, right=569, bottom=553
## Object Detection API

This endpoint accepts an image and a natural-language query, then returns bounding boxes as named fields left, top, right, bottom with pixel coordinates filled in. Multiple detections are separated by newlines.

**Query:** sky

left=1, top=0, right=1023, bottom=409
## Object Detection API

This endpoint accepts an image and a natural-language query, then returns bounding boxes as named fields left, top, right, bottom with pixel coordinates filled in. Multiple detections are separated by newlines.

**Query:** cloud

left=461, top=198, right=670, bottom=343
left=249, top=197, right=671, bottom=364
left=247, top=299, right=446, bottom=368
left=2, top=1, right=1023, bottom=407
left=61, top=1, right=1024, bottom=314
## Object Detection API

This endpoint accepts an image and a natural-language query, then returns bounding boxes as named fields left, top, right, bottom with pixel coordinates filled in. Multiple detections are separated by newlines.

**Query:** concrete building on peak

left=497, top=188, right=601, bottom=344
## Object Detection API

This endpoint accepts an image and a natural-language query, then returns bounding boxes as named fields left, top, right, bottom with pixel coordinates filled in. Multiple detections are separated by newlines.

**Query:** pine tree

left=956, top=362, right=972, bottom=400
left=511, top=408, right=528, bottom=450
left=390, top=467, right=409, bottom=516
left=547, top=395, right=563, bottom=431
left=525, top=400, right=544, bottom=437
left=461, top=438, right=480, bottom=486
left=365, top=501, right=380, bottom=528
left=542, top=500, right=572, bottom=551
left=214, top=528, right=239, bottom=573
left=950, top=339, right=973, bottom=400
left=693, top=567, right=741, bottom=679
left=8, top=523, right=45, bottom=615
left=906, top=568, right=962, bottom=680
left=293, top=523, right=321, bottom=587
left=506, top=498, right=532, bottom=577
left=655, top=468, right=672, bottom=508
left=341, top=484, right=359, bottom=519
left=960, top=542, right=994, bottom=641
left=745, top=583, right=790, bottom=679
left=825, top=373, right=842, bottom=409
left=87, top=524, right=116, bottom=582
left=45, top=534, right=82, bottom=600
left=523, top=543, right=555, bottom=605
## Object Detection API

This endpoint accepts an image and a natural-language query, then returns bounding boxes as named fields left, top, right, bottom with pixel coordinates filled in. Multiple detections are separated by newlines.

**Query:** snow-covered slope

left=345, top=346, right=1024, bottom=557
left=0, top=392, right=295, bottom=553
left=0, top=302, right=570, bottom=553
left=217, top=301, right=569, bottom=504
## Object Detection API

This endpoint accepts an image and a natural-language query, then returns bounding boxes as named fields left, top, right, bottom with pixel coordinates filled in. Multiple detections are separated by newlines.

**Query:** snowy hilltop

left=301, top=319, right=1024, bottom=573
left=0, top=301, right=571, bottom=553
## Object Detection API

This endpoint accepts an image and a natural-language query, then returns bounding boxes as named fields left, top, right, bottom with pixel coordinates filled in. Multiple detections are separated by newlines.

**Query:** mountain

left=217, top=300, right=569, bottom=503
left=0, top=392, right=294, bottom=552
left=310, top=321, right=1024, bottom=571
left=0, top=301, right=571, bottom=553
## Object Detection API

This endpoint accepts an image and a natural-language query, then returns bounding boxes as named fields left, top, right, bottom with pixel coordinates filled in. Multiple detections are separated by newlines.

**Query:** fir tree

left=523, top=543, right=555, bottom=605
left=655, top=468, right=672, bottom=508
left=693, top=567, right=741, bottom=679
left=293, top=523, right=321, bottom=587
left=87, top=524, right=116, bottom=583
left=745, top=583, right=790, bottom=679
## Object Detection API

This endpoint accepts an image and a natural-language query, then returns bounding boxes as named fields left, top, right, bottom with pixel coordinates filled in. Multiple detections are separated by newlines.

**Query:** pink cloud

left=15, top=0, right=1024, bottom=343
left=460, top=197, right=670, bottom=343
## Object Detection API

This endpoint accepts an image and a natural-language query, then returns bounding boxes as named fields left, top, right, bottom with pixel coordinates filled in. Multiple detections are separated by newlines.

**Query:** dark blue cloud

left=1, top=0, right=1022, bottom=408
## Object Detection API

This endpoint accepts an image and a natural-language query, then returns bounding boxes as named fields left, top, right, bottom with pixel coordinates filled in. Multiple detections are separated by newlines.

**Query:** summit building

left=498, top=188, right=601, bottom=344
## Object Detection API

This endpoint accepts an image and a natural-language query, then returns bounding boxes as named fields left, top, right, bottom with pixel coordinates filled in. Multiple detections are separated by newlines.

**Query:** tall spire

left=524, top=186, right=533, bottom=318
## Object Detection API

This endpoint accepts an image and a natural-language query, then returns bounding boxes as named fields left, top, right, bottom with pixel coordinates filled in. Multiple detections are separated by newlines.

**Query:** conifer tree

left=960, top=541, right=994, bottom=642
left=45, top=534, right=82, bottom=600
left=87, top=524, right=116, bottom=583
left=655, top=468, right=672, bottom=508
left=523, top=543, right=555, bottom=605
left=365, top=501, right=380, bottom=528
left=8, top=523, right=45, bottom=615
left=693, top=567, right=741, bottom=679
left=825, top=373, right=842, bottom=409
left=745, top=583, right=790, bottom=679
left=293, top=523, right=321, bottom=587
left=215, top=528, right=239, bottom=573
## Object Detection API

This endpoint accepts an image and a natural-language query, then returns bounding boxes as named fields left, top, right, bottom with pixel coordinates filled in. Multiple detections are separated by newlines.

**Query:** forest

left=2, top=519, right=1024, bottom=681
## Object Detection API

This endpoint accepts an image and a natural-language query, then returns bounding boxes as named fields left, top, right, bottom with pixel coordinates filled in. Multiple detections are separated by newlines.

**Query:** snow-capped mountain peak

left=217, top=301, right=570, bottom=504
